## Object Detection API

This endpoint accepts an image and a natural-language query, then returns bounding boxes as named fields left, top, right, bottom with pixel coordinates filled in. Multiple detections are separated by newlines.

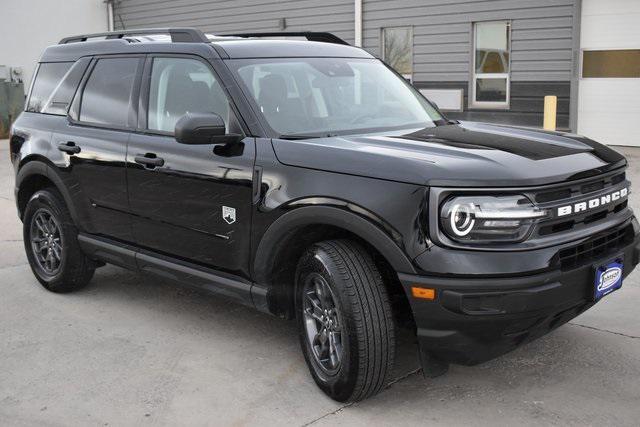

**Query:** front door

left=127, top=56, right=255, bottom=277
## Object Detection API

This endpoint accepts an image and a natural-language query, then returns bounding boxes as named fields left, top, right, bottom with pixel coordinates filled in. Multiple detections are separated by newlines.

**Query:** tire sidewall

left=295, top=245, right=361, bottom=401
left=23, top=189, right=74, bottom=288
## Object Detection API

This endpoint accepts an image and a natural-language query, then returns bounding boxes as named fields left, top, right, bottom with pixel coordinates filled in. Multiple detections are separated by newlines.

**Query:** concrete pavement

left=1, top=140, right=639, bottom=426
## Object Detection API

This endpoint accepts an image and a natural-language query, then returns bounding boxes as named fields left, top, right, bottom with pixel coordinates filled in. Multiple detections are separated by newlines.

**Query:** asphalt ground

left=1, top=141, right=639, bottom=426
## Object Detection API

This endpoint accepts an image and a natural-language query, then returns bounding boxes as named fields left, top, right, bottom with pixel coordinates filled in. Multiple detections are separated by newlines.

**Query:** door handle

left=58, top=141, right=81, bottom=155
left=134, top=153, right=165, bottom=168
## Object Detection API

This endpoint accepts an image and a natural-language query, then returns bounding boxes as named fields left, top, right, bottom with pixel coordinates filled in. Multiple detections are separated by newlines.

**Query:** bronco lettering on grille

left=557, top=188, right=628, bottom=217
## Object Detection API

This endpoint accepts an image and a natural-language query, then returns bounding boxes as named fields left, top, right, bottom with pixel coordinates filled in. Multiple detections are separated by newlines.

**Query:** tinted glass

left=148, top=57, right=230, bottom=133
left=383, top=27, right=413, bottom=75
left=231, top=58, right=442, bottom=136
left=475, top=22, right=509, bottom=74
left=583, top=50, right=640, bottom=78
left=27, top=62, right=72, bottom=113
left=80, top=58, right=138, bottom=126
left=42, top=58, right=90, bottom=116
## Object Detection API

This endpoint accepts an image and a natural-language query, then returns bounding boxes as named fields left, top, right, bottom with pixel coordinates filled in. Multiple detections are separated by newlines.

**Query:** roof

left=40, top=28, right=373, bottom=62
left=211, top=39, right=373, bottom=59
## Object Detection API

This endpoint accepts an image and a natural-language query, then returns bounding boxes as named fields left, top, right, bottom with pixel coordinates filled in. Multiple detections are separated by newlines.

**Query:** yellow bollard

left=543, top=95, right=557, bottom=131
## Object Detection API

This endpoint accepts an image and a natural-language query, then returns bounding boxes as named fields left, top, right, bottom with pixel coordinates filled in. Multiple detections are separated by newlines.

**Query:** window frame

left=469, top=20, right=511, bottom=110
left=381, top=26, right=414, bottom=81
left=138, top=53, right=245, bottom=138
left=69, top=54, right=145, bottom=132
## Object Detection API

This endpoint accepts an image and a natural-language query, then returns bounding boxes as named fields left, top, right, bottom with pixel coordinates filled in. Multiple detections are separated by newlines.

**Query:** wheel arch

left=253, top=205, right=417, bottom=318
left=16, top=158, right=80, bottom=225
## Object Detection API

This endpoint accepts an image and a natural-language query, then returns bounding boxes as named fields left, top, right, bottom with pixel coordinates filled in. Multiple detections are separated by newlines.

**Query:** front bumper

left=400, top=218, right=640, bottom=366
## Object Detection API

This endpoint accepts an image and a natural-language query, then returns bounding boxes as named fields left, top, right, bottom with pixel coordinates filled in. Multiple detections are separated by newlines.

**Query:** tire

left=23, top=187, right=95, bottom=293
left=295, top=239, right=395, bottom=402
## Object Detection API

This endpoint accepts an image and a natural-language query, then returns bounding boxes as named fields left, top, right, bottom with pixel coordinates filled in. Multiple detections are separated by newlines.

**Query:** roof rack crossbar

left=225, top=32, right=349, bottom=45
left=59, top=28, right=209, bottom=44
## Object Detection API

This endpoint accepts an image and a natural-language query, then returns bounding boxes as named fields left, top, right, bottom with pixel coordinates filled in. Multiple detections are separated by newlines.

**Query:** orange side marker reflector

left=411, top=286, right=436, bottom=300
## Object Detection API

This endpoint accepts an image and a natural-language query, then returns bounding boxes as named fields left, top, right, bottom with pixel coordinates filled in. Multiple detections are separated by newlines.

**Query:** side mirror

left=175, top=112, right=242, bottom=145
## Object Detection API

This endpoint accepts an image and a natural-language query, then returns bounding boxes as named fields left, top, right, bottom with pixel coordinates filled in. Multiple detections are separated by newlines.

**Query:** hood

left=271, top=121, right=626, bottom=187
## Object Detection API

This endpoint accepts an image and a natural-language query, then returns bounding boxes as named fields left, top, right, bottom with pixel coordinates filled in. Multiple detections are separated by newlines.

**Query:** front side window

left=148, top=57, right=231, bottom=133
left=230, top=58, right=442, bottom=137
left=27, top=62, right=72, bottom=113
left=79, top=57, right=139, bottom=127
left=472, top=21, right=510, bottom=108
left=382, top=27, right=413, bottom=80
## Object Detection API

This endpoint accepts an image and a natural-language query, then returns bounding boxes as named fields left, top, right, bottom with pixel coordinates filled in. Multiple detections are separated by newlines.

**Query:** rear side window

left=79, top=58, right=139, bottom=127
left=27, top=62, right=72, bottom=113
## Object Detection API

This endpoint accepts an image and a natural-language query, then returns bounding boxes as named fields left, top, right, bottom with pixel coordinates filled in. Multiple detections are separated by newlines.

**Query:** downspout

left=106, top=0, right=115, bottom=31
left=569, top=0, right=582, bottom=133
left=354, top=0, right=362, bottom=47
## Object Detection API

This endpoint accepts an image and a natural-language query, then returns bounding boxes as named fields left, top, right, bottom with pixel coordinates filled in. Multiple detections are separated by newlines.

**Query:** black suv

left=10, top=28, right=640, bottom=402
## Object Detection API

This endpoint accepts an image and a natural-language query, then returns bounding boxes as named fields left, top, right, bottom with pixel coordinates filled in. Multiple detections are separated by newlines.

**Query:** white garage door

left=578, top=0, right=640, bottom=146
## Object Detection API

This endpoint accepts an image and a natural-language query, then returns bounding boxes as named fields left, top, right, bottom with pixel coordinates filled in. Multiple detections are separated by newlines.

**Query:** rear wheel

left=23, top=188, right=95, bottom=293
left=295, top=240, right=395, bottom=402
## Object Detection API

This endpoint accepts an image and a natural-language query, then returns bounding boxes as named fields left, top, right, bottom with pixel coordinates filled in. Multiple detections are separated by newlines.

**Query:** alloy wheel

left=302, top=273, right=343, bottom=374
left=30, top=208, right=63, bottom=276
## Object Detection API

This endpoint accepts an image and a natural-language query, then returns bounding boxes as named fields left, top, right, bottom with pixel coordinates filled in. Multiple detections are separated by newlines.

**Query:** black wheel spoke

left=302, top=273, right=343, bottom=374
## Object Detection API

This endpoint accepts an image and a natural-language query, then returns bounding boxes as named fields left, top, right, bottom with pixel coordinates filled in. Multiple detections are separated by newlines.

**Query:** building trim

left=569, top=0, right=582, bottom=132
left=354, top=0, right=362, bottom=47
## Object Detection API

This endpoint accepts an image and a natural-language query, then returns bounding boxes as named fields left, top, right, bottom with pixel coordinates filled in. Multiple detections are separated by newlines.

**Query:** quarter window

left=472, top=21, right=510, bottom=108
left=382, top=27, right=413, bottom=80
left=79, top=58, right=139, bottom=127
left=26, top=62, right=72, bottom=113
left=148, top=57, right=231, bottom=133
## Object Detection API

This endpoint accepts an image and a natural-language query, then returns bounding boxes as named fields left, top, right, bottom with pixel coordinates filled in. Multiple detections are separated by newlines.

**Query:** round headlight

left=449, top=203, right=475, bottom=236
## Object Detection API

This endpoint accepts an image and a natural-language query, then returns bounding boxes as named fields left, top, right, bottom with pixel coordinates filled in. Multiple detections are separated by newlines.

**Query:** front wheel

left=295, top=240, right=395, bottom=402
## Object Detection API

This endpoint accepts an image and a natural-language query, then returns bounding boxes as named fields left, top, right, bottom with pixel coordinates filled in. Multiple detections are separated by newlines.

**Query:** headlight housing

left=440, top=195, right=548, bottom=244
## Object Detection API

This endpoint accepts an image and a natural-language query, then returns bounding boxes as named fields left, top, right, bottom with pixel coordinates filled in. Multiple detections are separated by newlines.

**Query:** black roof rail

left=225, top=32, right=349, bottom=45
left=59, top=28, right=209, bottom=44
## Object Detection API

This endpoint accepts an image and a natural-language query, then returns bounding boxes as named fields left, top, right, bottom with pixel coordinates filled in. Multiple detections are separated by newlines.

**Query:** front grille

left=531, top=171, right=629, bottom=237
left=535, top=172, right=625, bottom=204
left=558, top=224, right=634, bottom=270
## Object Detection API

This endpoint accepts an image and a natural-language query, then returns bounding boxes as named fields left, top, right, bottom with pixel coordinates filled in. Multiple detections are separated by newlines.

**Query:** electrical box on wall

left=0, top=80, right=25, bottom=138
left=0, top=65, right=9, bottom=81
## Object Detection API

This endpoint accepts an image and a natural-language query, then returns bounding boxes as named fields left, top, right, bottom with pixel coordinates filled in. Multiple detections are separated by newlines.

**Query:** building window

left=382, top=27, right=413, bottom=80
left=582, top=50, right=640, bottom=78
left=471, top=21, right=510, bottom=109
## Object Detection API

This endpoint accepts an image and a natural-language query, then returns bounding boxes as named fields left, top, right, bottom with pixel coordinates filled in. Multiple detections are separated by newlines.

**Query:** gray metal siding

left=363, top=0, right=577, bottom=82
left=417, top=81, right=571, bottom=129
left=114, top=0, right=355, bottom=44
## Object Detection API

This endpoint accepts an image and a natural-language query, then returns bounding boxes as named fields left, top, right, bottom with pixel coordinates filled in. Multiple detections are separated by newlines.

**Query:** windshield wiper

left=278, top=133, right=336, bottom=140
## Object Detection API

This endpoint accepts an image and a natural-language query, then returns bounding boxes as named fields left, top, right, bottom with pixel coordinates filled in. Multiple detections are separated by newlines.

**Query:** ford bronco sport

left=10, top=28, right=640, bottom=402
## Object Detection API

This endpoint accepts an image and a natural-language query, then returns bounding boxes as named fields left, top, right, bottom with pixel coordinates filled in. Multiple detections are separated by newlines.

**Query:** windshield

left=228, top=57, right=444, bottom=137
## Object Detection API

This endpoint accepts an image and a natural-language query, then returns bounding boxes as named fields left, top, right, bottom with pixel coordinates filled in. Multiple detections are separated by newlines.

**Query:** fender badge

left=222, top=206, right=236, bottom=225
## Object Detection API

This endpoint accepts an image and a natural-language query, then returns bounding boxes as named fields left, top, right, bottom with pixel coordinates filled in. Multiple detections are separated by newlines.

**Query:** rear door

left=126, top=55, right=256, bottom=277
left=53, top=55, right=143, bottom=242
